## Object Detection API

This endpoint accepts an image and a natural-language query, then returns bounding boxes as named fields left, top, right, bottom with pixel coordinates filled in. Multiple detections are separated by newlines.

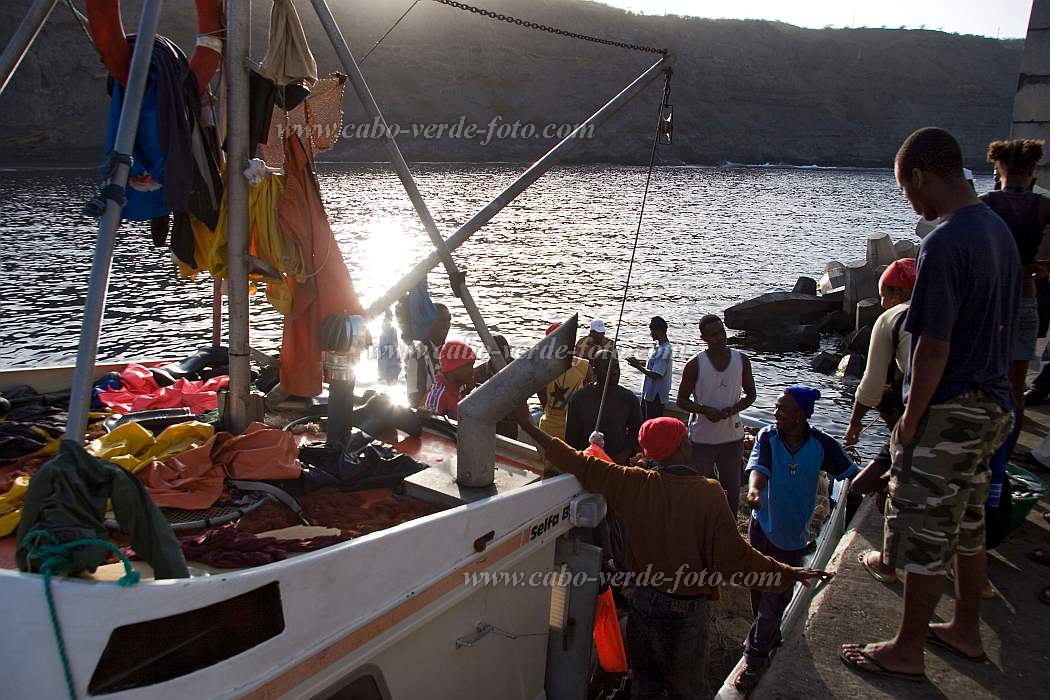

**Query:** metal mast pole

left=65, top=0, right=164, bottom=441
left=0, top=0, right=58, bottom=97
left=310, top=0, right=506, bottom=369
left=224, top=0, right=252, bottom=433
left=365, top=55, right=674, bottom=320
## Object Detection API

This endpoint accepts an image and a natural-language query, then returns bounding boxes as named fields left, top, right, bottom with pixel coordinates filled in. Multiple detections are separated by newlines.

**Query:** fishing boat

left=0, top=1, right=683, bottom=698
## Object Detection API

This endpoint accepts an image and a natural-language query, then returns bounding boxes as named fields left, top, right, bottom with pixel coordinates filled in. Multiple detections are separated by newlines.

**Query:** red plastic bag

left=594, top=586, right=628, bottom=673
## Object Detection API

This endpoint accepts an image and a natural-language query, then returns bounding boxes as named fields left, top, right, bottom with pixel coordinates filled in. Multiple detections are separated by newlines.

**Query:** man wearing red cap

left=516, top=410, right=832, bottom=698
left=845, top=257, right=916, bottom=584
left=423, top=340, right=476, bottom=420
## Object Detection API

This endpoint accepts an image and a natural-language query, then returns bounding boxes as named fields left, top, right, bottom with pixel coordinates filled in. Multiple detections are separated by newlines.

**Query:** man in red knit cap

left=516, top=411, right=833, bottom=697
left=424, top=340, right=476, bottom=420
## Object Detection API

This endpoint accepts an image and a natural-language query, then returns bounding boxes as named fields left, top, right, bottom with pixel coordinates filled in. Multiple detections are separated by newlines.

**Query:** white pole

left=224, top=0, right=252, bottom=433
left=65, top=0, right=165, bottom=441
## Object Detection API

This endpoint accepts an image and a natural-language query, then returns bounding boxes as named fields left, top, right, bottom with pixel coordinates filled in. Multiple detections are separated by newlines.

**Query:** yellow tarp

left=0, top=476, right=29, bottom=537
left=87, top=421, right=216, bottom=474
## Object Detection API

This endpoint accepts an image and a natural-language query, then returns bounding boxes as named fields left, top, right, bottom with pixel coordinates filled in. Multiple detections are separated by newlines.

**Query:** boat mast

left=224, top=0, right=253, bottom=434
left=0, top=0, right=58, bottom=97
left=64, top=0, right=165, bottom=442
left=310, top=0, right=507, bottom=369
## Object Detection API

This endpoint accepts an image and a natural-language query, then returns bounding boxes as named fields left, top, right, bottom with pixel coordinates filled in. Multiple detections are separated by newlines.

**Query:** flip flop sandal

left=1028, top=549, right=1050, bottom=567
left=858, top=549, right=898, bottom=584
left=925, top=628, right=988, bottom=662
left=839, top=646, right=926, bottom=682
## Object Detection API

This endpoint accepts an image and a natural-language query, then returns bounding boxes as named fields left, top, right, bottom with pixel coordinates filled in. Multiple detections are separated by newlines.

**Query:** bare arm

left=746, top=470, right=768, bottom=510
left=727, top=355, right=757, bottom=416
left=897, top=335, right=951, bottom=444
left=676, top=357, right=701, bottom=413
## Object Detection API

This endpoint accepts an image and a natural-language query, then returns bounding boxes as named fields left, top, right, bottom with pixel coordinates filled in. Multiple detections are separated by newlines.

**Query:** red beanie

left=880, top=258, right=917, bottom=290
left=439, top=340, right=476, bottom=373
left=638, top=417, right=688, bottom=462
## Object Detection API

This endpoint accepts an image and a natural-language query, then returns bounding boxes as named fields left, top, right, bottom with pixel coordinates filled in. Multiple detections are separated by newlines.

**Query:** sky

left=599, top=0, right=1034, bottom=39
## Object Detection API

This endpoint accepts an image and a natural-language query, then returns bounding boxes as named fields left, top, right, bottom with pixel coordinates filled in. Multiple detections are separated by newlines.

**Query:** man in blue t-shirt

left=734, top=386, right=857, bottom=690
left=627, top=316, right=674, bottom=420
left=841, top=128, right=1017, bottom=682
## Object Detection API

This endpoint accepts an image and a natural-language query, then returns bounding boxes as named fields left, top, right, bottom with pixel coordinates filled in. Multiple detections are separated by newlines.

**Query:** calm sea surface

left=0, top=164, right=992, bottom=458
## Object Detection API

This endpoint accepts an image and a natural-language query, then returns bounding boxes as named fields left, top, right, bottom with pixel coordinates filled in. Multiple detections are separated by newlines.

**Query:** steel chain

left=431, top=0, right=667, bottom=55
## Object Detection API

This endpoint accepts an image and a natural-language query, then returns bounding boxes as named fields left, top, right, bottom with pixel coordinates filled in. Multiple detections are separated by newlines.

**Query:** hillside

left=0, top=0, right=1023, bottom=166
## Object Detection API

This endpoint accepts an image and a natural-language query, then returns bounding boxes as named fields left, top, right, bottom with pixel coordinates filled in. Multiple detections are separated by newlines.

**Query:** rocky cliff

left=0, top=0, right=1023, bottom=166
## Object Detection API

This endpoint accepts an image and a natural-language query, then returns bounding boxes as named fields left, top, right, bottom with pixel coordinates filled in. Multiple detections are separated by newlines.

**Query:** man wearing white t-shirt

left=677, top=314, right=756, bottom=514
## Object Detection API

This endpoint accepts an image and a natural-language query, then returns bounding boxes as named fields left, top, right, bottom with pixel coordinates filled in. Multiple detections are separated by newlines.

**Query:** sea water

left=0, top=163, right=991, bottom=459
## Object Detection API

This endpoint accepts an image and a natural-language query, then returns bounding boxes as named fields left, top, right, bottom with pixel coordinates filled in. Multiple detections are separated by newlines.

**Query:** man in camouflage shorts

left=841, top=128, right=1020, bottom=681
left=884, top=394, right=1011, bottom=576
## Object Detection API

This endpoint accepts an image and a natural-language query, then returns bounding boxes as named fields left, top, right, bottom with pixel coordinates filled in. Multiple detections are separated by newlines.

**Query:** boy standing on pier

left=841, top=127, right=1017, bottom=681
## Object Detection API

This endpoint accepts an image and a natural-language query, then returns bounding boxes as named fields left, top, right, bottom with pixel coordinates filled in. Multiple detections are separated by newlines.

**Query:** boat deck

left=752, top=401, right=1050, bottom=698
left=0, top=428, right=543, bottom=574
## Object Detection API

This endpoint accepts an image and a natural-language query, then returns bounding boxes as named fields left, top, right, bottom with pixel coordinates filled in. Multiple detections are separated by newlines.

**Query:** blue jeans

left=627, top=585, right=710, bottom=699
left=744, top=519, right=805, bottom=665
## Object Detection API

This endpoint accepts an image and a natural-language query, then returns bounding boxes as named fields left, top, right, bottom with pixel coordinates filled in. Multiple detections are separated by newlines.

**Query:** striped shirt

left=424, top=373, right=461, bottom=420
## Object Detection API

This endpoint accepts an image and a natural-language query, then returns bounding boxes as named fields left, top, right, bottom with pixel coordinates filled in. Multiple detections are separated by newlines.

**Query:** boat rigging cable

left=594, top=73, right=673, bottom=435
left=360, top=0, right=668, bottom=64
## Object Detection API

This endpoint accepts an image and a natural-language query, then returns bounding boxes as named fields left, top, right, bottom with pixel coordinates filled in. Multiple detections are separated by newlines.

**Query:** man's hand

left=844, top=419, right=862, bottom=446
left=745, top=487, right=762, bottom=510
left=787, top=567, right=835, bottom=588
left=700, top=405, right=724, bottom=422
left=626, top=356, right=644, bottom=370
left=719, top=407, right=733, bottom=420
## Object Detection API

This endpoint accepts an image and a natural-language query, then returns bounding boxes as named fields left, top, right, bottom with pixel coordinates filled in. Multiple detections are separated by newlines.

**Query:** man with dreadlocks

left=981, top=139, right=1050, bottom=442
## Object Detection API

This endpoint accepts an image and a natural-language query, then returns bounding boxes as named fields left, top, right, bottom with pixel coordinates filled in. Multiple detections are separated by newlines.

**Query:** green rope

left=21, top=529, right=142, bottom=700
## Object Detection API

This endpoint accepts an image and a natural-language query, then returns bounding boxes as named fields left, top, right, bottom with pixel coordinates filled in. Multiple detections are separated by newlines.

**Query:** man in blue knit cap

left=734, top=385, right=858, bottom=691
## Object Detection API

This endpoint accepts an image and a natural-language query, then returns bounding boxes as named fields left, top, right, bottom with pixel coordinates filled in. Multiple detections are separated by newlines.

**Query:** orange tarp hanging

left=277, top=135, right=364, bottom=397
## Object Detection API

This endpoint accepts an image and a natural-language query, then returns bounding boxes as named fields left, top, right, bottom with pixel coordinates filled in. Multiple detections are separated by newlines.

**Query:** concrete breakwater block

left=844, top=260, right=878, bottom=312
left=866, top=232, right=896, bottom=268
left=819, top=261, right=846, bottom=294
left=855, top=297, right=883, bottom=331
left=724, top=292, right=840, bottom=332
left=893, top=239, right=918, bottom=259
